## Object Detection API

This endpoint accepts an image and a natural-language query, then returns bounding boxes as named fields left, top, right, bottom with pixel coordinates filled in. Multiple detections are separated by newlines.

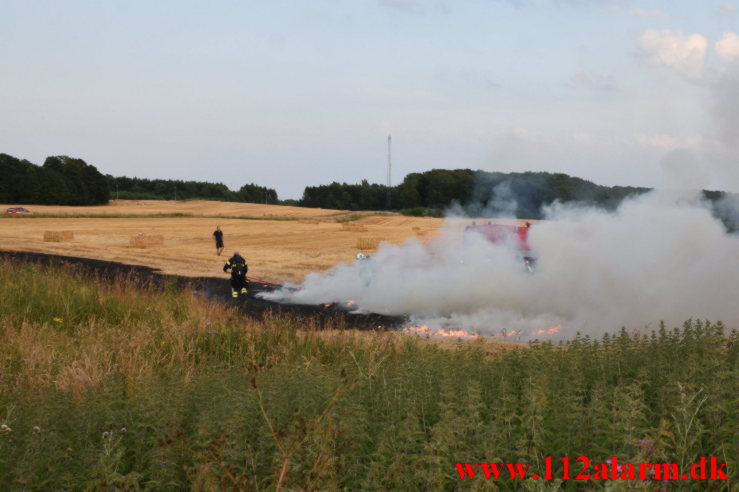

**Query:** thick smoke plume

left=263, top=190, right=738, bottom=340
left=263, top=47, right=739, bottom=340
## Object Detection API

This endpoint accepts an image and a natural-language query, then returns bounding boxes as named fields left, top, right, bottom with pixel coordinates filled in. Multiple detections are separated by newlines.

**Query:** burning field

left=2, top=191, right=737, bottom=341
left=263, top=189, right=739, bottom=340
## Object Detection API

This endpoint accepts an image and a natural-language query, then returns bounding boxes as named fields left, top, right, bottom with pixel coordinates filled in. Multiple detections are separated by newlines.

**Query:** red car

left=5, top=207, right=32, bottom=215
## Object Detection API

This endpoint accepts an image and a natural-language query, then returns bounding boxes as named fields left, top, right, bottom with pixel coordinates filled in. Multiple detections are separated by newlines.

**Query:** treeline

left=0, top=153, right=279, bottom=206
left=299, top=169, right=651, bottom=219
left=3, top=152, right=736, bottom=230
left=106, top=176, right=278, bottom=204
left=0, top=154, right=109, bottom=205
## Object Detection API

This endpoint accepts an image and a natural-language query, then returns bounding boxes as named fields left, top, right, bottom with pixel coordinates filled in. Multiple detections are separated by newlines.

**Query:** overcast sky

left=2, top=0, right=738, bottom=198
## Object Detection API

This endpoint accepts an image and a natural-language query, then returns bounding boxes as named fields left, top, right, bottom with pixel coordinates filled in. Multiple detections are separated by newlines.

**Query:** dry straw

left=43, top=231, right=74, bottom=242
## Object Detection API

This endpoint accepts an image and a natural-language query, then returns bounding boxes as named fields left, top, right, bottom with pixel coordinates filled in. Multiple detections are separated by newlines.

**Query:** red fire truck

left=464, top=221, right=536, bottom=272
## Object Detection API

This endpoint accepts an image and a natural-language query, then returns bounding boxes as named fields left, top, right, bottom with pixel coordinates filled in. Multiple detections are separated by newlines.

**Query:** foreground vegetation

left=0, top=260, right=736, bottom=490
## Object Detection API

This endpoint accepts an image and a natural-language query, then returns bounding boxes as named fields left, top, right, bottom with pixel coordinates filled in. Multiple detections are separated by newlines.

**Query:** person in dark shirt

left=213, top=226, right=224, bottom=256
left=223, top=250, right=248, bottom=298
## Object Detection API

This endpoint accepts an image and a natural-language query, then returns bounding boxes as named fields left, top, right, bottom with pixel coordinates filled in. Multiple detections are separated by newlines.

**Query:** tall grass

left=0, top=259, right=736, bottom=490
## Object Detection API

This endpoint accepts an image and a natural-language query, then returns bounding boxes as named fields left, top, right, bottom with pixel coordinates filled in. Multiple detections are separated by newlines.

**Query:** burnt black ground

left=0, top=251, right=406, bottom=330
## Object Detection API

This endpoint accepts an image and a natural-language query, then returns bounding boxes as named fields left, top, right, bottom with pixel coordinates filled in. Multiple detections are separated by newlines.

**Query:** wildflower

left=120, top=427, right=127, bottom=434
left=636, top=438, right=655, bottom=448
left=102, top=431, right=110, bottom=439
left=33, top=426, right=41, bottom=434
left=1, top=424, right=11, bottom=434
left=636, top=438, right=656, bottom=455
left=53, top=317, right=63, bottom=324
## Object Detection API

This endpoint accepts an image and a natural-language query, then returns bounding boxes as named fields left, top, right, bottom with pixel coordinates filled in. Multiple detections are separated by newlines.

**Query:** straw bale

left=129, top=234, right=164, bottom=248
left=357, top=237, right=382, bottom=250
left=43, top=230, right=74, bottom=242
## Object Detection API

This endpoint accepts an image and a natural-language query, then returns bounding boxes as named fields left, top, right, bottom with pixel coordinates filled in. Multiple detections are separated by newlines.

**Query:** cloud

left=716, top=32, right=739, bottom=62
left=639, top=29, right=709, bottom=79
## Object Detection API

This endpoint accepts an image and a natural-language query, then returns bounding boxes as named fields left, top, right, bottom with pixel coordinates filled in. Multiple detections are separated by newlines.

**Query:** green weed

left=0, top=260, right=736, bottom=490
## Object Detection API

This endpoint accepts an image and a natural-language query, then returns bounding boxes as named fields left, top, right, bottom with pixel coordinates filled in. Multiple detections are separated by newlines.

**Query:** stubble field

left=0, top=199, right=528, bottom=283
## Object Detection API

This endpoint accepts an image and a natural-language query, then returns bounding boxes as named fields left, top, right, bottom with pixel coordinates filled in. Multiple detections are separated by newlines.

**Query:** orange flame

left=345, top=300, right=356, bottom=307
left=404, top=324, right=562, bottom=340
left=404, top=325, right=479, bottom=339
left=534, top=325, right=561, bottom=336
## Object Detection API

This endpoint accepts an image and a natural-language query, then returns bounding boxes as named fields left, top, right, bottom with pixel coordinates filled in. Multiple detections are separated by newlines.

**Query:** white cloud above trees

left=639, top=29, right=709, bottom=79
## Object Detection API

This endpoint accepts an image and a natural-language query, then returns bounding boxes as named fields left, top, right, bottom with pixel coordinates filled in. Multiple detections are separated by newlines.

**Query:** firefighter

left=223, top=250, right=249, bottom=298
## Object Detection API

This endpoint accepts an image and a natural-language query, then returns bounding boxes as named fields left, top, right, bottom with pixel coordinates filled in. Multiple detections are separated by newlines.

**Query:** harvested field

left=340, top=222, right=368, bottom=232
left=8, top=199, right=349, bottom=218
left=0, top=200, right=535, bottom=283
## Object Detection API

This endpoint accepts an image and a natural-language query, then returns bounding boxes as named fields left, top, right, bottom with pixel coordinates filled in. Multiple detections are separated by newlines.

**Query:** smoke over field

left=263, top=190, right=739, bottom=340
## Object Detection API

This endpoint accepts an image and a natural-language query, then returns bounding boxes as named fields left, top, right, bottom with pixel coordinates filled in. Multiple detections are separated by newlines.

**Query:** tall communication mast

left=386, top=134, right=392, bottom=209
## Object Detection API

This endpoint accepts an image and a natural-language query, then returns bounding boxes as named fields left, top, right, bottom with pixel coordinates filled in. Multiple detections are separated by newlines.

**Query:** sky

left=1, top=0, right=738, bottom=199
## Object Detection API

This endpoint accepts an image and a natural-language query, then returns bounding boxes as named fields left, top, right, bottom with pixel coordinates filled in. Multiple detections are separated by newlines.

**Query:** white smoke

left=262, top=189, right=739, bottom=340
left=482, top=181, right=519, bottom=218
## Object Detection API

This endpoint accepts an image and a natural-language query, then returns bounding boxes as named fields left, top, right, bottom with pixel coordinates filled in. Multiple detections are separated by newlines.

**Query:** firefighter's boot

left=231, top=289, right=238, bottom=298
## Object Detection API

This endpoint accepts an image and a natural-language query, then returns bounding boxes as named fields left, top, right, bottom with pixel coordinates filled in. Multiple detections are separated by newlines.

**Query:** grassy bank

left=0, top=260, right=736, bottom=490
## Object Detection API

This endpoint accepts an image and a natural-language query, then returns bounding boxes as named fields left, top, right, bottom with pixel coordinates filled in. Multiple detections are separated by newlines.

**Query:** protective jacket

left=223, top=254, right=249, bottom=298
left=223, top=254, right=248, bottom=276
